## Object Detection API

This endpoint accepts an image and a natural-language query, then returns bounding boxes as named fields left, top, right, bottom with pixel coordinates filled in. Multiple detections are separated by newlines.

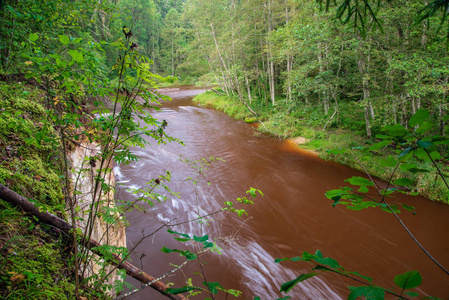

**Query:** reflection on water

left=116, top=87, right=449, bottom=300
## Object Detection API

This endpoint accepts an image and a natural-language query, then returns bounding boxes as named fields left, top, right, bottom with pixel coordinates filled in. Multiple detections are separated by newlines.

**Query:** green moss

left=0, top=84, right=63, bottom=207
left=244, top=117, right=257, bottom=123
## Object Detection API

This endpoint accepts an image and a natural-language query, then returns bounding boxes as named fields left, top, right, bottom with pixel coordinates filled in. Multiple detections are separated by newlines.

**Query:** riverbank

left=193, top=90, right=449, bottom=204
left=0, top=82, right=126, bottom=299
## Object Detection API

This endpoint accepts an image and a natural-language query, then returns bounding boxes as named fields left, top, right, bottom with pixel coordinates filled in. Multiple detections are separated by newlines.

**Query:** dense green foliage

left=182, top=0, right=449, bottom=137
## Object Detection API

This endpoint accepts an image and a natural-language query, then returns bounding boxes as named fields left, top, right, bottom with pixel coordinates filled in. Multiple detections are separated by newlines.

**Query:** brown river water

left=115, top=86, right=449, bottom=299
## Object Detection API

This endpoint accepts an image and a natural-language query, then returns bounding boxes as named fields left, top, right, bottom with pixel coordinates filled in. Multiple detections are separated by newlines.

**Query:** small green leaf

left=409, top=110, right=429, bottom=127
left=280, top=273, right=317, bottom=293
left=394, top=270, right=422, bottom=289
left=193, top=234, right=209, bottom=243
left=166, top=286, right=199, bottom=294
left=29, top=33, right=39, bottom=41
left=59, top=35, right=70, bottom=45
left=203, top=282, right=223, bottom=294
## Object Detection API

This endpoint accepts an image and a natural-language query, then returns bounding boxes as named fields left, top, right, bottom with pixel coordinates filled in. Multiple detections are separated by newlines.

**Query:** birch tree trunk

left=267, top=0, right=275, bottom=105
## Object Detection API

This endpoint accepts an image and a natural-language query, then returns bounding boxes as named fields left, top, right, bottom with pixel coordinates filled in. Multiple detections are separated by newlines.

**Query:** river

left=115, top=86, right=449, bottom=299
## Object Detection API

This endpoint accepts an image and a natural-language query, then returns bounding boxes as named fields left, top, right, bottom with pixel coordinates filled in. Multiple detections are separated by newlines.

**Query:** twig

left=113, top=261, right=188, bottom=300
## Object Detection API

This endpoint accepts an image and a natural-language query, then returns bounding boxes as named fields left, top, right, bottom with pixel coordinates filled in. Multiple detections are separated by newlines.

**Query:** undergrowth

left=0, top=82, right=107, bottom=299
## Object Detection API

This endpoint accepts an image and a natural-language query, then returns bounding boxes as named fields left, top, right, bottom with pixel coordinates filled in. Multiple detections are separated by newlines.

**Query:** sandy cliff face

left=69, top=142, right=126, bottom=295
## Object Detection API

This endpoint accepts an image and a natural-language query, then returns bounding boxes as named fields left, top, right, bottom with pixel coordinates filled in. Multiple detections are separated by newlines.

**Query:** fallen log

left=0, top=183, right=187, bottom=300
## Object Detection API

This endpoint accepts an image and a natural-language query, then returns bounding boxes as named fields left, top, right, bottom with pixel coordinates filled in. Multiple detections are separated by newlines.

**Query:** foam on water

left=229, top=241, right=341, bottom=299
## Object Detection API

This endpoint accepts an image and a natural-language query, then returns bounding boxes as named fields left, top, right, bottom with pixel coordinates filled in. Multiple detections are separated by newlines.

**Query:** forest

left=0, top=0, right=449, bottom=299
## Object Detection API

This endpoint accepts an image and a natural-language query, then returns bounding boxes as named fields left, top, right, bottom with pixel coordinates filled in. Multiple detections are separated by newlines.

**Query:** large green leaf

left=409, top=110, right=429, bottom=127
left=280, top=273, right=317, bottom=293
left=347, top=286, right=385, bottom=300
left=382, top=124, right=408, bottom=137
left=203, top=282, right=223, bottom=294
left=394, top=270, right=422, bottom=289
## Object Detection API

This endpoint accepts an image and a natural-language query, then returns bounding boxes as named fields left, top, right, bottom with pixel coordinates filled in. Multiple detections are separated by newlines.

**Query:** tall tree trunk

left=245, top=75, right=252, bottom=104
left=357, top=40, right=373, bottom=137
left=267, top=0, right=275, bottom=105
left=171, top=31, right=174, bottom=76
left=285, top=0, right=292, bottom=102
left=210, top=22, right=237, bottom=96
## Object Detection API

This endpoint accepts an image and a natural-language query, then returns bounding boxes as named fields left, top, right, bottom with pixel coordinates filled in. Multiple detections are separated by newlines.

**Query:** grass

left=193, top=91, right=449, bottom=204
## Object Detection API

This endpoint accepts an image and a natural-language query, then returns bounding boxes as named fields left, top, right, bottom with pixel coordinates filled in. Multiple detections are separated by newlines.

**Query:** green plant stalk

left=60, top=128, right=80, bottom=298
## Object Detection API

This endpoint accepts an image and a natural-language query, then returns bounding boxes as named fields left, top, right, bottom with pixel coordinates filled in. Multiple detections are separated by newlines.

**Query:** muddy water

left=115, top=87, right=449, bottom=299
